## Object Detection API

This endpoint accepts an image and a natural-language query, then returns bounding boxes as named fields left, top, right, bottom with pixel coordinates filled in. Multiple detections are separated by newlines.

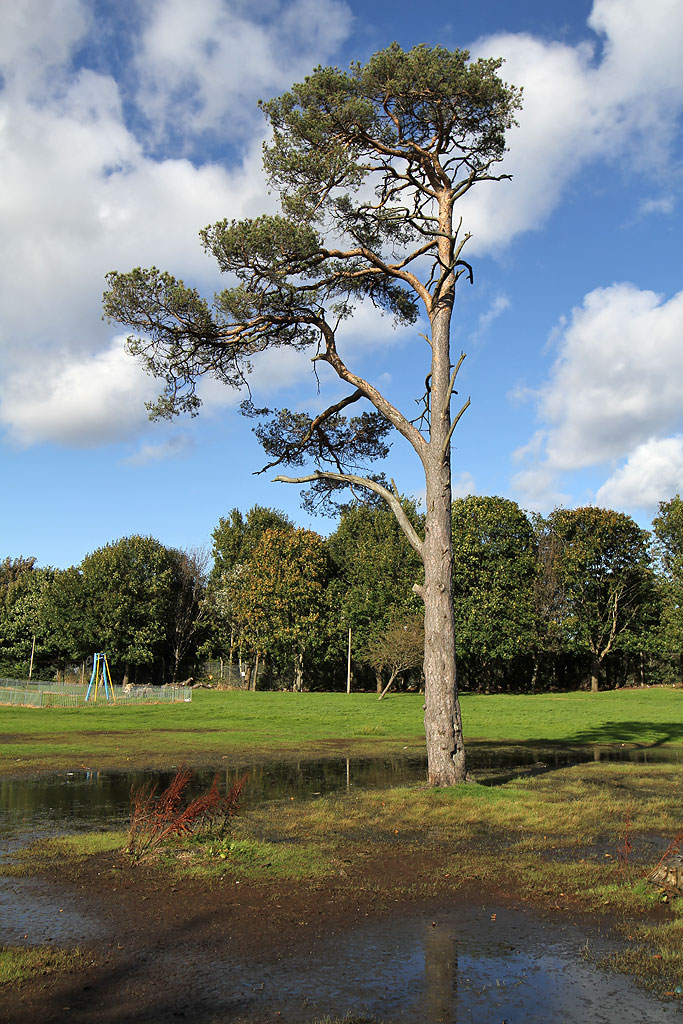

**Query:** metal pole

left=346, top=627, right=352, bottom=694
left=28, top=636, right=36, bottom=680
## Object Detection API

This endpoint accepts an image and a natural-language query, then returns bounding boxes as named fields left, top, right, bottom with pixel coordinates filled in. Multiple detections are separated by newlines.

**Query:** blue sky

left=1, top=0, right=682, bottom=568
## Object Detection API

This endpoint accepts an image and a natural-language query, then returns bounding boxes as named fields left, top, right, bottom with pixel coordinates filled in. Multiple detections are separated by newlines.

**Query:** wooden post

left=346, top=627, right=352, bottom=694
left=28, top=636, right=36, bottom=680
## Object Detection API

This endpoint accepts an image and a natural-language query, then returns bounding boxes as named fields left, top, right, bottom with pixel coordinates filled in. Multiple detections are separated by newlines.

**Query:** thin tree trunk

left=251, top=651, right=259, bottom=691
left=590, top=654, right=600, bottom=692
left=378, top=670, right=399, bottom=701
left=293, top=652, right=304, bottom=692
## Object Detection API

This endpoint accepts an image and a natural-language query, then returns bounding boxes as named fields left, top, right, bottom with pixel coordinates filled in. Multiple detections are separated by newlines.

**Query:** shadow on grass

left=568, top=720, right=683, bottom=748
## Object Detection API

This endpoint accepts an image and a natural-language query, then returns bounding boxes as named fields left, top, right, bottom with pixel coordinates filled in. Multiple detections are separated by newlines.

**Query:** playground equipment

left=85, top=653, right=115, bottom=702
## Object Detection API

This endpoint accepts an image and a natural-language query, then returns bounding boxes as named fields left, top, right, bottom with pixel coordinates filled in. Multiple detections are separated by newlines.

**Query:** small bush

left=127, top=767, right=247, bottom=862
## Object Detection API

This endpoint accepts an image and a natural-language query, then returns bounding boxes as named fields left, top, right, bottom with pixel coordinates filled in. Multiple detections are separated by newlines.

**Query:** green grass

left=179, top=835, right=334, bottom=880
left=2, top=832, right=126, bottom=876
left=1, top=687, right=682, bottom=775
left=0, top=946, right=89, bottom=986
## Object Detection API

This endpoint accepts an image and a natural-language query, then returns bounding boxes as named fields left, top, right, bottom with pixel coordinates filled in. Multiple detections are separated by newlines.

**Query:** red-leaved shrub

left=127, top=767, right=247, bottom=862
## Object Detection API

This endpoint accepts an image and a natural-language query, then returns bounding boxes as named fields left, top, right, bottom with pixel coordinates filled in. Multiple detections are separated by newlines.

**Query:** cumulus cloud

left=463, top=0, right=683, bottom=252
left=2, top=0, right=683, bottom=462
left=133, top=0, right=353, bottom=143
left=512, top=284, right=683, bottom=510
left=0, top=0, right=350, bottom=448
left=596, top=438, right=683, bottom=508
left=0, top=338, right=155, bottom=446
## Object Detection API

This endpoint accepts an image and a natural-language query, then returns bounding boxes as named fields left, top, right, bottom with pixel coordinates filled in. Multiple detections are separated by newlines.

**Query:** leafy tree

left=652, top=495, right=683, bottom=660
left=166, top=547, right=210, bottom=683
left=80, top=535, right=177, bottom=685
left=368, top=612, right=425, bottom=699
left=211, top=506, right=294, bottom=579
left=326, top=499, right=423, bottom=687
left=104, top=43, right=521, bottom=784
left=39, top=567, right=90, bottom=677
left=204, top=506, right=294, bottom=674
left=0, top=558, right=52, bottom=677
left=543, top=507, right=655, bottom=691
left=225, top=527, right=330, bottom=690
left=451, top=496, right=537, bottom=691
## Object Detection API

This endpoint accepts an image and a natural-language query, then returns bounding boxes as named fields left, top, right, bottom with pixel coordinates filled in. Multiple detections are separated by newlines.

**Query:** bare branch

left=273, top=470, right=424, bottom=559
left=441, top=397, right=471, bottom=464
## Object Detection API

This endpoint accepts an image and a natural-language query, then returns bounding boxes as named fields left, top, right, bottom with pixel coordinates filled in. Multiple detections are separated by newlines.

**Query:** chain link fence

left=0, top=679, right=191, bottom=707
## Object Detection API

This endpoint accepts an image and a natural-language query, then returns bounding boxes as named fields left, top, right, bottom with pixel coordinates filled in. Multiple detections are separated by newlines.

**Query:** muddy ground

left=2, top=840, right=678, bottom=1024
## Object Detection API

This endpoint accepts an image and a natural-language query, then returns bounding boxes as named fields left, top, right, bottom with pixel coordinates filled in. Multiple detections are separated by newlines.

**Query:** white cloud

left=540, top=284, right=683, bottom=469
left=474, top=294, right=510, bottom=340
left=512, top=283, right=683, bottom=510
left=639, top=196, right=676, bottom=217
left=464, top=0, right=683, bottom=252
left=133, top=0, right=353, bottom=142
left=0, top=1, right=91, bottom=97
left=124, top=435, right=195, bottom=466
left=0, top=1, right=348, bottom=449
left=2, top=0, right=683, bottom=461
left=0, top=338, right=155, bottom=446
left=596, top=437, right=683, bottom=508
left=452, top=472, right=477, bottom=499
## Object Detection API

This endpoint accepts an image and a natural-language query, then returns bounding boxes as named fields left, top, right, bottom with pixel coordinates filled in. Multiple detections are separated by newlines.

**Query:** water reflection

left=0, top=755, right=427, bottom=842
left=1, top=744, right=681, bottom=845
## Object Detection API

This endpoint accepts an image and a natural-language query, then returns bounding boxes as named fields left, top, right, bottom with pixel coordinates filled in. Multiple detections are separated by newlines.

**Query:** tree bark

left=293, top=652, right=304, bottom=692
left=420, top=291, right=467, bottom=785
left=378, top=669, right=399, bottom=701
left=590, top=654, right=600, bottom=692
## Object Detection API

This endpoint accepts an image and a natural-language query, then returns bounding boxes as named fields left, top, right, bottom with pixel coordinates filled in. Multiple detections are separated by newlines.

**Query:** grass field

left=1, top=686, right=682, bottom=775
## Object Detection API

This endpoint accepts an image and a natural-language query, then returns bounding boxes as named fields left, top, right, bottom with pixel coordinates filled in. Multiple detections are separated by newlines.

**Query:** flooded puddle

left=1, top=744, right=681, bottom=843
left=212, top=905, right=682, bottom=1023
left=1, top=750, right=682, bottom=1021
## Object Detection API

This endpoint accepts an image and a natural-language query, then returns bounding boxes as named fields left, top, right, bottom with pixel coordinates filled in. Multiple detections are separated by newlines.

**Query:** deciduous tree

left=326, top=499, right=423, bottom=686
left=451, top=496, right=536, bottom=691
left=103, top=44, right=522, bottom=784
left=543, top=507, right=655, bottom=692
left=368, top=612, right=425, bottom=699
left=652, top=495, right=683, bottom=661
left=225, top=527, right=329, bottom=690
left=80, top=535, right=176, bottom=685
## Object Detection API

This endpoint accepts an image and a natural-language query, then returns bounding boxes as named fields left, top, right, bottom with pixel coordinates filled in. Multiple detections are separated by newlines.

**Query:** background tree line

left=2, top=494, right=683, bottom=693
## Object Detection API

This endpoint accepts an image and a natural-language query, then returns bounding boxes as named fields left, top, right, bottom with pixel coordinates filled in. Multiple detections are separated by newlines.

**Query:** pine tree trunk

left=421, top=295, right=467, bottom=785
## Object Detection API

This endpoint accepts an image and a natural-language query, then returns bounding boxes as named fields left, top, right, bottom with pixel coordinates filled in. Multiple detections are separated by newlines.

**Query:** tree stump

left=649, top=854, right=683, bottom=894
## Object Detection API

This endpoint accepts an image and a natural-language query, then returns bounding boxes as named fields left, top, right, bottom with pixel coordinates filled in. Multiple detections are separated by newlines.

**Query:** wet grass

left=2, top=831, right=126, bottom=876
left=0, top=946, right=90, bottom=986
left=1, top=687, right=683, bottom=775
left=179, top=835, right=334, bottom=880
left=2, top=746, right=682, bottom=998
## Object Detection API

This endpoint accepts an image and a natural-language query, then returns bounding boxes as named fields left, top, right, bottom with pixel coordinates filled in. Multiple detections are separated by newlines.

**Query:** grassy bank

left=1, top=687, right=682, bottom=775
